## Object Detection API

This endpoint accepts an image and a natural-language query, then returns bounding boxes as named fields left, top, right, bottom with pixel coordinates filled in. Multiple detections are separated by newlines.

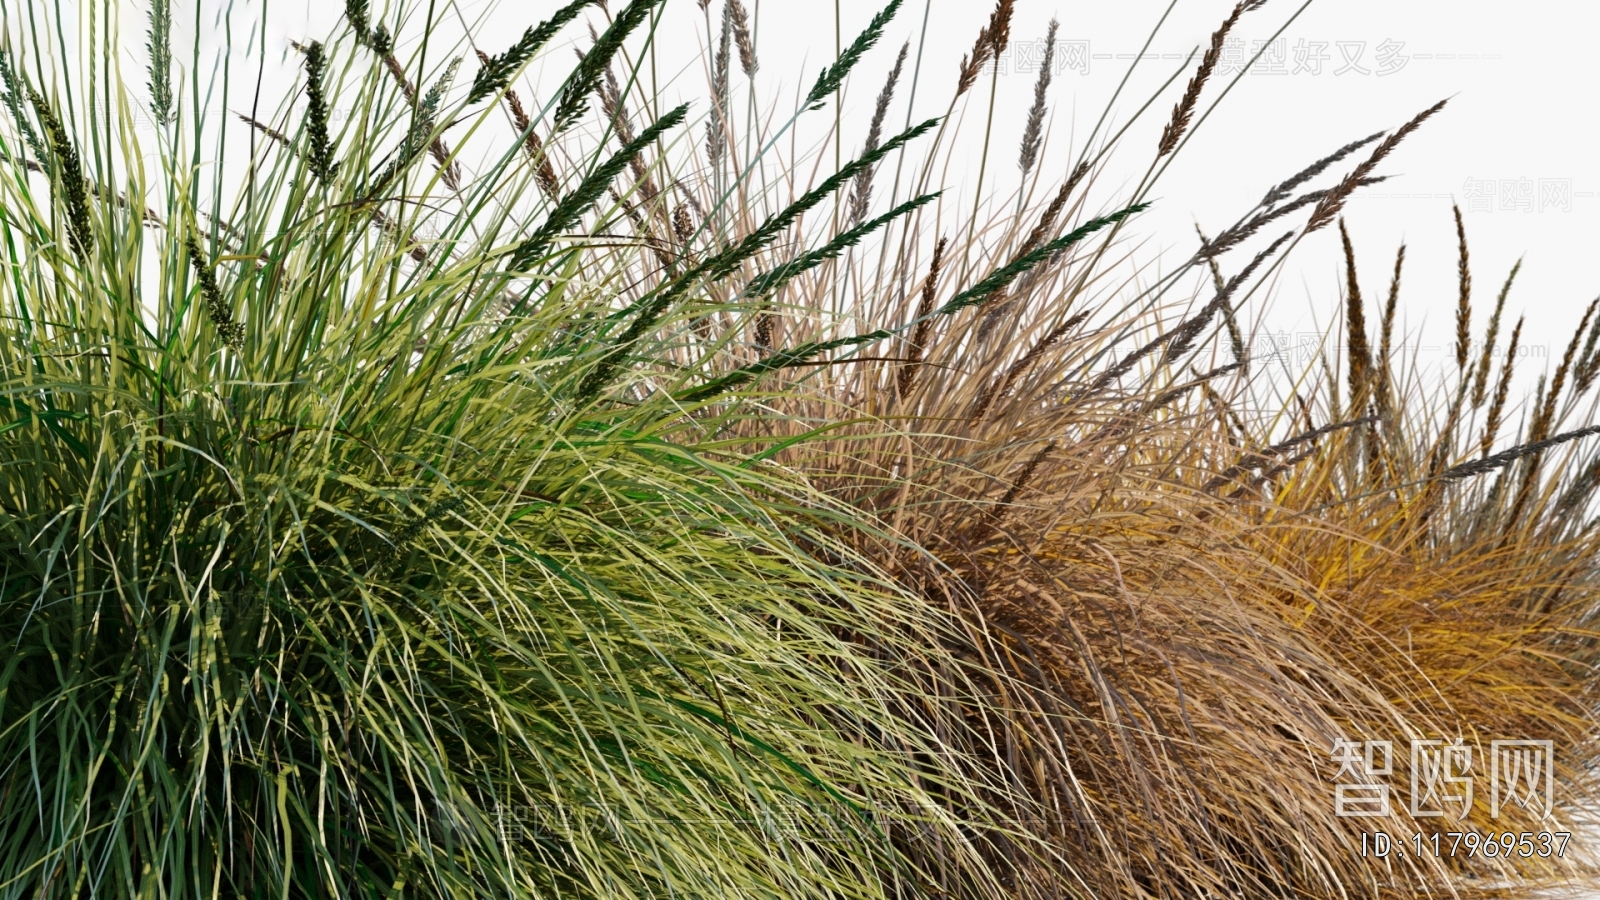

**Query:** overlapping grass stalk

left=2, top=1, right=1598, bottom=899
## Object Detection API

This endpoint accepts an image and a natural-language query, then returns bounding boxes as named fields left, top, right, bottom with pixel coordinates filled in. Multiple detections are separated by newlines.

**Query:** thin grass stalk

left=1472, top=258, right=1521, bottom=408
left=1482, top=316, right=1523, bottom=458
left=1454, top=203, right=1473, bottom=373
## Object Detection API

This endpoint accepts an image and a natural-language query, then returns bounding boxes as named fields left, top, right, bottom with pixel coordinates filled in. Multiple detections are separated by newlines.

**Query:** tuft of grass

left=0, top=6, right=1021, bottom=898
left=3, top=2, right=1597, bottom=899
left=670, top=5, right=1600, bottom=896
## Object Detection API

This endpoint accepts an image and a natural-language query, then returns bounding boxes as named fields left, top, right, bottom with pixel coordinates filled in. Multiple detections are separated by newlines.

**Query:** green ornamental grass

left=0, top=2, right=1021, bottom=897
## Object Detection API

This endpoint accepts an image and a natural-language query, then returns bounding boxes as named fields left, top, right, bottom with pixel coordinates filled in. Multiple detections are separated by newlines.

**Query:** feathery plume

left=1194, top=226, right=1246, bottom=366
left=554, top=0, right=664, bottom=133
left=1472, top=259, right=1520, bottom=407
left=897, top=236, right=947, bottom=399
left=1200, top=176, right=1388, bottom=259
left=1481, top=316, right=1522, bottom=457
left=1017, top=19, right=1058, bottom=178
left=185, top=237, right=245, bottom=350
left=381, top=52, right=419, bottom=104
left=345, top=1, right=393, bottom=52
left=0, top=52, right=44, bottom=160
left=598, top=63, right=660, bottom=205
left=1306, top=98, right=1448, bottom=232
left=673, top=205, right=695, bottom=244
left=1453, top=204, right=1473, bottom=372
left=728, top=0, right=758, bottom=77
left=935, top=203, right=1147, bottom=320
left=1532, top=297, right=1600, bottom=442
left=147, top=0, right=173, bottom=124
left=1576, top=299, right=1600, bottom=394
left=495, top=74, right=560, bottom=197
left=849, top=42, right=908, bottom=225
left=806, top=0, right=903, bottom=110
left=995, top=440, right=1055, bottom=510
left=956, top=0, right=1013, bottom=96
left=345, top=0, right=372, bottom=43
left=1222, top=290, right=1247, bottom=366
left=1204, top=415, right=1378, bottom=492
left=505, top=104, right=689, bottom=273
left=1260, top=130, right=1384, bottom=208
left=1152, top=361, right=1242, bottom=408
left=1447, top=425, right=1600, bottom=481
left=1373, top=243, right=1404, bottom=416
left=368, top=57, right=460, bottom=193
left=28, top=88, right=94, bottom=262
left=1423, top=379, right=1476, bottom=486
left=302, top=42, right=340, bottom=184
left=424, top=58, right=463, bottom=189
left=599, top=55, right=635, bottom=144
left=1021, top=161, right=1089, bottom=256
left=1157, top=2, right=1260, bottom=158
left=469, top=0, right=597, bottom=103
left=1555, top=456, right=1600, bottom=515
left=986, top=0, right=1016, bottom=56
left=1159, top=230, right=1292, bottom=365
left=1339, top=219, right=1371, bottom=410
left=1500, top=374, right=1545, bottom=524
left=706, top=2, right=732, bottom=169
left=976, top=160, right=1093, bottom=340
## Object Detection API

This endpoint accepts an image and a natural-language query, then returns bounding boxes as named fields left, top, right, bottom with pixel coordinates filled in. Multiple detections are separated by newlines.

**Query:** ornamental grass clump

left=652, top=2, right=1600, bottom=897
left=0, top=3, right=1027, bottom=898
left=3, top=1, right=1599, bottom=898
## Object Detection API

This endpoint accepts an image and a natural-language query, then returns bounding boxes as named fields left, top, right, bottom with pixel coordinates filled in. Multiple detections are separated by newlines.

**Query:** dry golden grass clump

left=759, top=202, right=1600, bottom=898
left=690, top=2, right=1600, bottom=893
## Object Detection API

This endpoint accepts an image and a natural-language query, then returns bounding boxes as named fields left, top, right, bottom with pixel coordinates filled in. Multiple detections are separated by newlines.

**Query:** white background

left=141, top=0, right=1600, bottom=392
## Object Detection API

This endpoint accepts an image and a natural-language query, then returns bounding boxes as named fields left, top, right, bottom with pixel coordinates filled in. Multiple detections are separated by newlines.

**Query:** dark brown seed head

left=1339, top=218, right=1371, bottom=410
left=674, top=205, right=694, bottom=243
left=1453, top=204, right=1472, bottom=372
left=1306, top=98, right=1449, bottom=232
left=956, top=0, right=1014, bottom=96
left=1471, top=259, right=1520, bottom=408
left=1373, top=243, right=1404, bottom=416
left=1481, top=316, right=1522, bottom=457
left=898, top=236, right=948, bottom=400
left=1158, top=2, right=1249, bottom=158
